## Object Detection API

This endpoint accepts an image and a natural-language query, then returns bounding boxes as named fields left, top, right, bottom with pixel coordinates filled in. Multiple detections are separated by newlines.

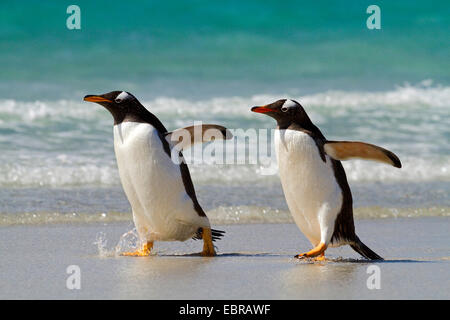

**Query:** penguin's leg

left=201, top=227, right=216, bottom=257
left=295, top=204, right=334, bottom=259
left=121, top=241, right=153, bottom=257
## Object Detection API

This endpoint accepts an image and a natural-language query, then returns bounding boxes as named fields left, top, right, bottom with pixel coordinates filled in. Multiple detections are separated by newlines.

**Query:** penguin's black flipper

left=193, top=228, right=225, bottom=242
left=350, top=236, right=384, bottom=260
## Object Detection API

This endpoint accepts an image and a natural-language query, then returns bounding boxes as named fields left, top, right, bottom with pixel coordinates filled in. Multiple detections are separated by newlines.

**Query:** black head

left=84, top=91, right=158, bottom=126
left=251, top=99, right=315, bottom=129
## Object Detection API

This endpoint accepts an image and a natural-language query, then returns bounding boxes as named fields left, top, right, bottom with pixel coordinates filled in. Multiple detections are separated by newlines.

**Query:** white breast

left=275, top=129, right=343, bottom=246
left=113, top=122, right=209, bottom=242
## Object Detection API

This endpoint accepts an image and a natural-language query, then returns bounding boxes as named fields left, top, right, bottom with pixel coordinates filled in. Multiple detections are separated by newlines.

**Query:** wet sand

left=0, top=217, right=448, bottom=299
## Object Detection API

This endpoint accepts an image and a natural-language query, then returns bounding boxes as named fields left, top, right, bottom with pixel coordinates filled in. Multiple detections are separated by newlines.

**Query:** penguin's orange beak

left=251, top=105, right=274, bottom=113
left=83, top=95, right=112, bottom=103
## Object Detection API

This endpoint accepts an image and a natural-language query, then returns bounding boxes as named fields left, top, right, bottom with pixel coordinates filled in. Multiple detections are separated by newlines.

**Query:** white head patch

left=282, top=99, right=297, bottom=109
left=115, top=91, right=131, bottom=102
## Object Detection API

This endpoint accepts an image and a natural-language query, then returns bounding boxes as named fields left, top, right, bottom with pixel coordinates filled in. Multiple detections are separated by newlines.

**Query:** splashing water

left=114, top=229, right=140, bottom=256
left=93, top=229, right=140, bottom=257
left=94, top=232, right=110, bottom=257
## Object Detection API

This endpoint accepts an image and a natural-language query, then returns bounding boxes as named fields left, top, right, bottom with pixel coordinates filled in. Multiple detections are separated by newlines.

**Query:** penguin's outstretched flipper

left=193, top=228, right=225, bottom=242
left=350, top=236, right=384, bottom=260
left=165, top=124, right=233, bottom=151
left=323, top=141, right=402, bottom=168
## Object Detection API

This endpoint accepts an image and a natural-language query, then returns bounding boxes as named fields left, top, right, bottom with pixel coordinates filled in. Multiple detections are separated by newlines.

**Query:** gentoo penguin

left=84, top=91, right=231, bottom=256
left=252, top=99, right=401, bottom=260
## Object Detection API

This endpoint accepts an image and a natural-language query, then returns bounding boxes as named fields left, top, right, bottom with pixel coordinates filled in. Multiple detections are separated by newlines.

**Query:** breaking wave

left=0, top=83, right=448, bottom=188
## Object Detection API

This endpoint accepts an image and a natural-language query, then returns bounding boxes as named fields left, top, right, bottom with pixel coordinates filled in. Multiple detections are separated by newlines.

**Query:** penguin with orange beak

left=84, top=91, right=231, bottom=256
left=252, top=99, right=401, bottom=260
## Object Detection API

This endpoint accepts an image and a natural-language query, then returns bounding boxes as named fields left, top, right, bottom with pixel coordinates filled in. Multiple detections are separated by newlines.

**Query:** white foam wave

left=148, top=82, right=450, bottom=118
left=0, top=83, right=448, bottom=187
left=302, top=81, right=450, bottom=109
left=0, top=162, right=119, bottom=187
left=0, top=82, right=448, bottom=121
left=0, top=155, right=447, bottom=188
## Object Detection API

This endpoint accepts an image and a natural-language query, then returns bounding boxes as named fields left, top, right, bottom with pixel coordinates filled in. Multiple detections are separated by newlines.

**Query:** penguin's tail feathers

left=193, top=228, right=225, bottom=242
left=350, top=236, right=384, bottom=260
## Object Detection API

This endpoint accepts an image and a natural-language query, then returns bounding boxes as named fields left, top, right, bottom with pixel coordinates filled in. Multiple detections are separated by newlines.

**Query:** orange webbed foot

left=121, top=241, right=153, bottom=257
left=295, top=242, right=327, bottom=259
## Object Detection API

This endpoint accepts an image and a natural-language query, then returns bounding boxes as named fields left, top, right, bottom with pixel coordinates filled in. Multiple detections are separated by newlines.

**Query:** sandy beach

left=0, top=217, right=448, bottom=300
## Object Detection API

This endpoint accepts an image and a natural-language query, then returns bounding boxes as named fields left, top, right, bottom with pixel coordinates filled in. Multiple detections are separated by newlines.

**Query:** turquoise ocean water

left=0, top=1, right=448, bottom=224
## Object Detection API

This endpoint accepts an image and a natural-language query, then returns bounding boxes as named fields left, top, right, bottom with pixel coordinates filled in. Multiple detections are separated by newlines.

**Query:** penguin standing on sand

left=252, top=99, right=401, bottom=260
left=84, top=91, right=231, bottom=256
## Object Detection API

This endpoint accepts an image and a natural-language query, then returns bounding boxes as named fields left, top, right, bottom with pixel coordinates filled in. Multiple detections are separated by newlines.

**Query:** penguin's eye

left=114, top=91, right=130, bottom=104
left=281, top=99, right=297, bottom=113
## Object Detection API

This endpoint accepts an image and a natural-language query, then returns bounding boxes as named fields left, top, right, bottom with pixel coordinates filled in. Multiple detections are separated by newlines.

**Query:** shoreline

left=0, top=206, right=448, bottom=227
